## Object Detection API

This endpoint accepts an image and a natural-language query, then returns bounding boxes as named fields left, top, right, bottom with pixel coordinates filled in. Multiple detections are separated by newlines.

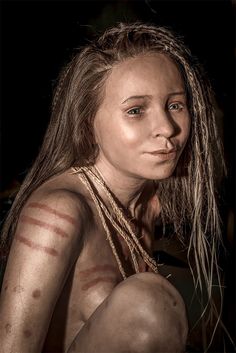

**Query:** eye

left=168, top=102, right=184, bottom=111
left=127, top=107, right=143, bottom=116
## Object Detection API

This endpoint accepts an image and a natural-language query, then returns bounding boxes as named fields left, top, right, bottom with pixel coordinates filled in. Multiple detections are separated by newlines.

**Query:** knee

left=110, top=272, right=188, bottom=352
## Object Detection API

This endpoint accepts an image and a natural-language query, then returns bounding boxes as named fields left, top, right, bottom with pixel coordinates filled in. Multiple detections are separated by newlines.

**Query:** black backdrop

left=0, top=0, right=235, bottom=350
left=0, top=0, right=235, bottom=193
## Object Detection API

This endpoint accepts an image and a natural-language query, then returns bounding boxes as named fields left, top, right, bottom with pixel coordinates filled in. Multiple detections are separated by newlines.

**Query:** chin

left=142, top=166, right=177, bottom=181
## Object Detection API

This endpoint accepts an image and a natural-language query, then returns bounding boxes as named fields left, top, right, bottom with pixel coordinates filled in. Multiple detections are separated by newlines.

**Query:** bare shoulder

left=9, top=168, right=93, bottom=268
left=0, top=170, right=91, bottom=352
left=22, top=168, right=92, bottom=246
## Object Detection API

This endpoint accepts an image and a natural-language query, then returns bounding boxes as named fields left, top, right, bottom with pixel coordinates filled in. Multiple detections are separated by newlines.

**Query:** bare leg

left=67, top=272, right=188, bottom=353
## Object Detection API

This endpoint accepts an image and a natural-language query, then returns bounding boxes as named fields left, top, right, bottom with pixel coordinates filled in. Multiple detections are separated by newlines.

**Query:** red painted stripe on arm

left=27, top=202, right=77, bottom=226
left=16, top=234, right=59, bottom=257
left=20, top=215, right=69, bottom=238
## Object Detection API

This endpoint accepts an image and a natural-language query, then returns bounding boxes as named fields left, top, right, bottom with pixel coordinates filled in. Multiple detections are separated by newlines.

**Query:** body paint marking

left=16, top=234, right=58, bottom=257
left=79, top=264, right=117, bottom=278
left=5, top=323, right=12, bottom=334
left=23, top=329, right=32, bottom=338
left=81, top=276, right=116, bottom=291
left=20, top=215, right=68, bottom=238
left=32, top=289, right=41, bottom=299
left=28, top=202, right=77, bottom=226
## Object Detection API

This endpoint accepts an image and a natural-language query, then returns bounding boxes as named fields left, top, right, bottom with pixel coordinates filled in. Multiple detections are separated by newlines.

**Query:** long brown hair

left=1, top=22, right=225, bottom=342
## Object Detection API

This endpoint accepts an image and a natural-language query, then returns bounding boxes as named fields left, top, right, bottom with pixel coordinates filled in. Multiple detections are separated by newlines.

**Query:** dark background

left=0, top=0, right=235, bottom=351
left=0, top=0, right=235, bottom=193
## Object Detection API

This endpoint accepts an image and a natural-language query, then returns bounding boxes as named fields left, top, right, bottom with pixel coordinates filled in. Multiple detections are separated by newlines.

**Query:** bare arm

left=0, top=189, right=85, bottom=353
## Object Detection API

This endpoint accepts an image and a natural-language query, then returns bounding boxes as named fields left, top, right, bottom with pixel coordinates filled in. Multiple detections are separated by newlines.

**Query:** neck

left=93, top=159, right=154, bottom=216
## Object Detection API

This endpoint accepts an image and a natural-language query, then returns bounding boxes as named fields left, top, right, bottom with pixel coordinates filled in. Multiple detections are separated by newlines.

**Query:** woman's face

left=94, top=53, right=190, bottom=180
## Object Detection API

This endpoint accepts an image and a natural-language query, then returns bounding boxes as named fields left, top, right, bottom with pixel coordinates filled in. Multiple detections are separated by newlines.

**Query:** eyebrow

left=168, top=91, right=186, bottom=97
left=121, top=91, right=186, bottom=104
left=122, top=95, right=151, bottom=104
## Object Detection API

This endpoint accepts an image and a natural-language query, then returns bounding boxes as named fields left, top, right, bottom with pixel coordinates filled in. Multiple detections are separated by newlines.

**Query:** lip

left=146, top=149, right=178, bottom=161
left=148, top=148, right=177, bottom=154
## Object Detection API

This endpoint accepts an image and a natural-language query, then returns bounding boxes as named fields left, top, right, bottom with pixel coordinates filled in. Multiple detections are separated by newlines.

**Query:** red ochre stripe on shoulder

left=20, top=215, right=69, bottom=238
left=27, top=202, right=77, bottom=226
left=16, top=234, right=59, bottom=257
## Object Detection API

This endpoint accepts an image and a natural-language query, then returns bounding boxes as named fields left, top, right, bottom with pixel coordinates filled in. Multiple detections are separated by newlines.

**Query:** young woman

left=0, top=22, right=224, bottom=352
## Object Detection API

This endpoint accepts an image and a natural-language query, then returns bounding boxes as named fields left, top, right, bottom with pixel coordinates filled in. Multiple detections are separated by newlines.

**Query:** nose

left=151, top=108, right=178, bottom=138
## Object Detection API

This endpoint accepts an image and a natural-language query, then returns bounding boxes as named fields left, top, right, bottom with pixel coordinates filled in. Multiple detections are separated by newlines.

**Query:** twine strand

left=77, top=171, right=127, bottom=279
left=84, top=166, right=158, bottom=270
left=72, top=166, right=158, bottom=277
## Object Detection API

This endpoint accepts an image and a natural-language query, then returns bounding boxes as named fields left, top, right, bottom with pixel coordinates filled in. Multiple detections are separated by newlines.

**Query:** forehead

left=103, top=53, right=184, bottom=102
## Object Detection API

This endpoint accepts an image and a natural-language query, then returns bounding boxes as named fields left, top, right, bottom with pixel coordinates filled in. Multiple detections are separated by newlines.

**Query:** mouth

left=145, top=148, right=179, bottom=161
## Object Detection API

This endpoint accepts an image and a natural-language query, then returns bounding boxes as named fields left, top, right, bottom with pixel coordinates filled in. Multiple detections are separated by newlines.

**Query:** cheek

left=118, top=124, right=144, bottom=146
left=97, top=120, right=143, bottom=150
